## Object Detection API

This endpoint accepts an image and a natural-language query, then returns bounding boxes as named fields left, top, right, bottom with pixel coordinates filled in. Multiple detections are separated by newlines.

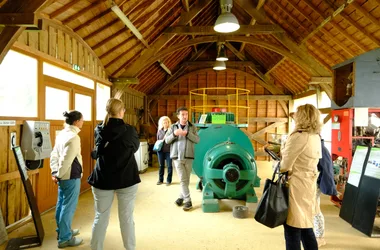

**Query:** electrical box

left=332, top=48, right=380, bottom=109
left=21, top=121, right=52, bottom=161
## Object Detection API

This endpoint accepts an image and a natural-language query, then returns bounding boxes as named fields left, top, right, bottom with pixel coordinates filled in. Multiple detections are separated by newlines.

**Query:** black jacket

left=88, top=118, right=141, bottom=190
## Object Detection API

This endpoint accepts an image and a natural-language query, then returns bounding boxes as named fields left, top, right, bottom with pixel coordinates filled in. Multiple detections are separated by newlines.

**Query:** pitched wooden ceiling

left=36, top=0, right=380, bottom=96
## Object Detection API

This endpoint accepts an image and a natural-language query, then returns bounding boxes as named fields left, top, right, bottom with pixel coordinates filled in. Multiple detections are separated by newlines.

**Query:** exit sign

left=72, top=64, right=80, bottom=71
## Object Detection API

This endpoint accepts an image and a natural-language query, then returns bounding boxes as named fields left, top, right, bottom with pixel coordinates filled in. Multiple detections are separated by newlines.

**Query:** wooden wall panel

left=14, top=21, right=107, bottom=80
left=0, top=127, right=8, bottom=225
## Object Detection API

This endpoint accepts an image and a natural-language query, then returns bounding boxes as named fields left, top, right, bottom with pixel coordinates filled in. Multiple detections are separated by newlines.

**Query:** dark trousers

left=284, top=223, right=318, bottom=250
left=157, top=151, right=172, bottom=183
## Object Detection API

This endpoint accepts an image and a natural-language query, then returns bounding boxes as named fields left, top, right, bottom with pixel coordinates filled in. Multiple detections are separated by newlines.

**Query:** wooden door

left=37, top=78, right=95, bottom=212
left=73, top=89, right=94, bottom=191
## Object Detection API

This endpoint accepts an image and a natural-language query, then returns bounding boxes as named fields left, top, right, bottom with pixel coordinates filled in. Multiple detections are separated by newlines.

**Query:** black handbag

left=254, top=162, right=289, bottom=228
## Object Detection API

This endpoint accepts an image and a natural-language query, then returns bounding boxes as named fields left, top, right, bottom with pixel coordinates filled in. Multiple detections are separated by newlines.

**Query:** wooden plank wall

left=120, top=88, right=145, bottom=127
left=0, top=123, right=38, bottom=226
left=16, top=20, right=106, bottom=80
left=150, top=71, right=288, bottom=159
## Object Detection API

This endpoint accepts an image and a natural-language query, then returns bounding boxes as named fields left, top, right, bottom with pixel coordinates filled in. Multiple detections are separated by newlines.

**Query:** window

left=45, top=87, right=69, bottom=120
left=43, top=62, right=94, bottom=89
left=0, top=50, right=37, bottom=117
left=75, top=93, right=92, bottom=121
left=96, top=83, right=110, bottom=121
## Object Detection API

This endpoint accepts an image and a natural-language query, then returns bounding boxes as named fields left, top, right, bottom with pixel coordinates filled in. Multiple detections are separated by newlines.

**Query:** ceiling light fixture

left=216, top=44, right=228, bottom=61
left=214, top=0, right=240, bottom=33
left=213, top=61, right=226, bottom=71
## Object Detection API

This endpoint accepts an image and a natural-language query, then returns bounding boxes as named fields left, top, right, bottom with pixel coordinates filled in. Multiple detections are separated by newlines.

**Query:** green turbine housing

left=193, top=124, right=261, bottom=212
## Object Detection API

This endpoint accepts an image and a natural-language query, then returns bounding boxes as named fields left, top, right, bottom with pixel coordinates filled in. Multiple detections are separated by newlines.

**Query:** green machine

left=193, top=113, right=261, bottom=212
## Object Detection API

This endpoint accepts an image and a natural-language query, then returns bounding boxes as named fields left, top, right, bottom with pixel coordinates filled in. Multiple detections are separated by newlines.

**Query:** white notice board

left=364, top=147, right=380, bottom=180
left=347, top=146, right=369, bottom=187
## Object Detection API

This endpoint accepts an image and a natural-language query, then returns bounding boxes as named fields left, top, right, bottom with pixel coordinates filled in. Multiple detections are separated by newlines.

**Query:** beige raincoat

left=280, top=130, right=322, bottom=228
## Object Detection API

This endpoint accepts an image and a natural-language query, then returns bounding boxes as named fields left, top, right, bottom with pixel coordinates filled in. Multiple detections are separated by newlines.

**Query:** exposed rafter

left=148, top=94, right=291, bottom=101
left=153, top=43, right=212, bottom=96
left=164, top=24, right=283, bottom=35
left=49, top=0, right=80, bottom=19
left=234, top=0, right=333, bottom=100
left=121, top=35, right=320, bottom=79
left=0, top=0, right=52, bottom=63
left=121, top=0, right=211, bottom=77
left=182, top=61, right=260, bottom=67
left=61, top=0, right=103, bottom=24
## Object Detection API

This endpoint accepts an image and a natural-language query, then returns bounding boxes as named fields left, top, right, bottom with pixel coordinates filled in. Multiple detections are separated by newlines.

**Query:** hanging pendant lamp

left=214, top=0, right=240, bottom=33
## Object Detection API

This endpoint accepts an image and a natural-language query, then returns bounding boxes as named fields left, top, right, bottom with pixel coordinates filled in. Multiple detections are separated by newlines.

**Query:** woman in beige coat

left=280, top=104, right=322, bottom=250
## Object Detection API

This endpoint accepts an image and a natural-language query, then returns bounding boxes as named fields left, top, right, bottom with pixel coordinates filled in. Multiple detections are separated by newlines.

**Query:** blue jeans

left=91, top=184, right=138, bottom=250
left=55, top=178, right=81, bottom=243
left=284, top=223, right=318, bottom=250
left=157, top=151, right=172, bottom=183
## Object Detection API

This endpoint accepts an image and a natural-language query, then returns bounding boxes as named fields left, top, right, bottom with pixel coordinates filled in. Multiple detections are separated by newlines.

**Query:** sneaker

left=57, top=229, right=80, bottom=240
left=58, top=237, right=83, bottom=248
left=157, top=181, right=163, bottom=185
left=166, top=182, right=171, bottom=186
left=183, top=201, right=193, bottom=211
left=175, top=198, right=184, bottom=206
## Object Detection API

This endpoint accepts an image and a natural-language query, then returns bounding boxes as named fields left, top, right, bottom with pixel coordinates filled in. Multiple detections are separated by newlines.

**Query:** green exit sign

left=72, top=64, right=80, bottom=71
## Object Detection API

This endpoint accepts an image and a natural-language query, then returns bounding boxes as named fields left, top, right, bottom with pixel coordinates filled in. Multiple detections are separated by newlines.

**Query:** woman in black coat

left=88, top=98, right=140, bottom=250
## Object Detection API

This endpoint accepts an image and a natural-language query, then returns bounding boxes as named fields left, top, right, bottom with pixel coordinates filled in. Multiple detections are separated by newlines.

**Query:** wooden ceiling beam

left=182, top=0, right=197, bottom=53
left=83, top=0, right=140, bottom=41
left=339, top=11, right=380, bottom=47
left=234, top=0, right=331, bottom=78
left=0, top=13, right=36, bottom=26
left=153, top=43, right=212, bottom=96
left=121, top=0, right=212, bottom=77
left=141, top=1, right=179, bottom=35
left=83, top=19, right=119, bottom=41
left=92, top=28, right=126, bottom=50
left=73, top=9, right=112, bottom=32
left=165, top=24, right=283, bottom=35
left=265, top=57, right=285, bottom=76
left=323, top=0, right=380, bottom=47
left=149, top=94, right=291, bottom=101
left=239, top=17, right=256, bottom=52
left=224, top=42, right=268, bottom=83
left=94, top=0, right=149, bottom=55
left=49, top=0, right=80, bottom=19
left=311, top=34, right=346, bottom=61
left=318, top=29, right=355, bottom=58
left=302, top=0, right=366, bottom=51
left=0, top=0, right=51, bottom=64
left=120, top=35, right=316, bottom=79
left=62, top=0, right=103, bottom=24
left=104, top=37, right=135, bottom=67
left=268, top=0, right=310, bottom=34
left=351, top=2, right=380, bottom=28
left=257, top=0, right=267, bottom=10
left=182, top=61, right=260, bottom=67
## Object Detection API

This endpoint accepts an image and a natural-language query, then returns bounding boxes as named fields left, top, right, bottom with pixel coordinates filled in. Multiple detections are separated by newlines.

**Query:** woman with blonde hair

left=88, top=98, right=140, bottom=250
left=156, top=116, right=172, bottom=185
left=280, top=104, right=322, bottom=250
